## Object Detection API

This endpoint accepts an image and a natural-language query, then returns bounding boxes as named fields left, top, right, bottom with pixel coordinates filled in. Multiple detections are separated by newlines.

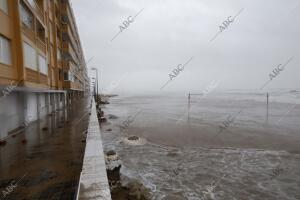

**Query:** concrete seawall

left=77, top=99, right=111, bottom=200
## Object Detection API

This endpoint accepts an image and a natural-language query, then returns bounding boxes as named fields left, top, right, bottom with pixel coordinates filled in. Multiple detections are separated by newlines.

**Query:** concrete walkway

left=77, top=99, right=111, bottom=200
left=0, top=98, right=90, bottom=199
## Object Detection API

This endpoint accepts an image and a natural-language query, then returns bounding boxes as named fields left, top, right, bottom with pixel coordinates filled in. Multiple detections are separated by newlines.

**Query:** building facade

left=0, top=0, right=89, bottom=139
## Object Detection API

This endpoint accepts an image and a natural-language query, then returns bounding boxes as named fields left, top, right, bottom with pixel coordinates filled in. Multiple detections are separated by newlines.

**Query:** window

left=36, top=20, right=45, bottom=42
left=61, top=15, right=68, bottom=24
left=0, top=0, right=8, bottom=14
left=20, top=2, right=33, bottom=28
left=38, top=54, right=47, bottom=75
left=70, top=71, right=75, bottom=82
left=56, top=28, right=61, bottom=41
left=64, top=71, right=68, bottom=80
left=59, top=69, right=62, bottom=81
left=0, top=35, right=12, bottom=65
left=63, top=71, right=74, bottom=81
left=27, top=0, right=35, bottom=7
left=57, top=49, right=61, bottom=61
left=23, top=42, right=37, bottom=70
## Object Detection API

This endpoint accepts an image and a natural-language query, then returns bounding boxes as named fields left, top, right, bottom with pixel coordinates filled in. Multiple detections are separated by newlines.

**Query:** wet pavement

left=0, top=97, right=91, bottom=200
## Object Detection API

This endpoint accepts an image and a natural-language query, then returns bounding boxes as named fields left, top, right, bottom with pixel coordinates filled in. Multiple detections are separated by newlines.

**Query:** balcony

left=22, top=24, right=35, bottom=41
left=56, top=38, right=62, bottom=48
left=62, top=35, right=78, bottom=58
left=63, top=80, right=71, bottom=89
left=61, top=3, right=77, bottom=40
left=36, top=38, right=46, bottom=54
left=64, top=80, right=83, bottom=91
left=26, top=68, right=39, bottom=83
left=34, top=4, right=44, bottom=23
left=39, top=73, right=48, bottom=85
left=24, top=0, right=45, bottom=24
left=62, top=59, right=74, bottom=71
left=62, top=42, right=79, bottom=64
left=36, top=19, right=46, bottom=53
left=62, top=40, right=69, bottom=51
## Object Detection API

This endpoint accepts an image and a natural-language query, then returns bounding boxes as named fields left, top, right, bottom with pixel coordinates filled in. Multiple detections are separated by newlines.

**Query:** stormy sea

left=101, top=89, right=300, bottom=200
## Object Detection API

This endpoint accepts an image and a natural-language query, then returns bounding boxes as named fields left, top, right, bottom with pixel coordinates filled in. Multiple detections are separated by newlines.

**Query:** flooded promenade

left=0, top=98, right=91, bottom=200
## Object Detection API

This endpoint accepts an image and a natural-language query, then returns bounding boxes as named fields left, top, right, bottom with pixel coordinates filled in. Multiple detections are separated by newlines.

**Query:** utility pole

left=187, top=92, right=202, bottom=122
left=90, top=68, right=99, bottom=101
left=93, top=80, right=96, bottom=98
left=96, top=69, right=99, bottom=98
left=266, top=92, right=269, bottom=123
left=188, top=93, right=191, bottom=121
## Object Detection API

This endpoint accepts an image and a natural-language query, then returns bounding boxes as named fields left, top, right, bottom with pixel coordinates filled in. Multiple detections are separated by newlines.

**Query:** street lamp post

left=90, top=67, right=99, bottom=101
left=91, top=78, right=96, bottom=98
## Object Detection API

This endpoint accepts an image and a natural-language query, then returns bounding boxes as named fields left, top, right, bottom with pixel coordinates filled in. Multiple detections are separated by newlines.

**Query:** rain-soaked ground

left=100, top=93, right=300, bottom=200
left=0, top=97, right=91, bottom=200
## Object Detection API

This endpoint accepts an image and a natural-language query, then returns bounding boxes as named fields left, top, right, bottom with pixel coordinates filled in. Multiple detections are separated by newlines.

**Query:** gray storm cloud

left=72, top=0, right=300, bottom=95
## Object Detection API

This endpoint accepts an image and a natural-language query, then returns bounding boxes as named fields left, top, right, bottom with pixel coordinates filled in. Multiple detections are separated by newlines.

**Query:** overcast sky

left=71, top=0, right=300, bottom=95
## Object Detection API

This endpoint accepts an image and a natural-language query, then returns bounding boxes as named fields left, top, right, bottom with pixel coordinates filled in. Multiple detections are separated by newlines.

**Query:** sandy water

left=101, top=91, right=300, bottom=200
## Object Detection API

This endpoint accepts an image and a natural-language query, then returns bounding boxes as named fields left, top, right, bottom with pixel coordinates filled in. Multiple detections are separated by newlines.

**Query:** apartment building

left=0, top=0, right=89, bottom=139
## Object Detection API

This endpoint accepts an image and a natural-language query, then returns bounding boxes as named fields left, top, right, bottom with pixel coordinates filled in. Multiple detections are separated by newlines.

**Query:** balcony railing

left=25, top=0, right=45, bottom=24
left=39, top=73, right=48, bottom=84
left=61, top=60, right=70, bottom=70
left=34, top=4, right=44, bottom=23
left=36, top=38, right=46, bottom=53
left=22, top=24, right=35, bottom=41
left=63, top=80, right=84, bottom=91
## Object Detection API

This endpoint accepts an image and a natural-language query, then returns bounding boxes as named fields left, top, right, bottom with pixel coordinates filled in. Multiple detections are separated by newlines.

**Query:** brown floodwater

left=100, top=93, right=300, bottom=200
left=0, top=98, right=90, bottom=200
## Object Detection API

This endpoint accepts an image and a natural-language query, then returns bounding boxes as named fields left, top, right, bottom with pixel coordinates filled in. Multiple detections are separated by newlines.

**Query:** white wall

left=0, top=91, right=67, bottom=139
left=50, top=93, right=56, bottom=112
left=0, top=92, right=24, bottom=139
left=55, top=93, right=60, bottom=110
left=24, top=93, right=38, bottom=122
left=39, top=93, right=48, bottom=118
